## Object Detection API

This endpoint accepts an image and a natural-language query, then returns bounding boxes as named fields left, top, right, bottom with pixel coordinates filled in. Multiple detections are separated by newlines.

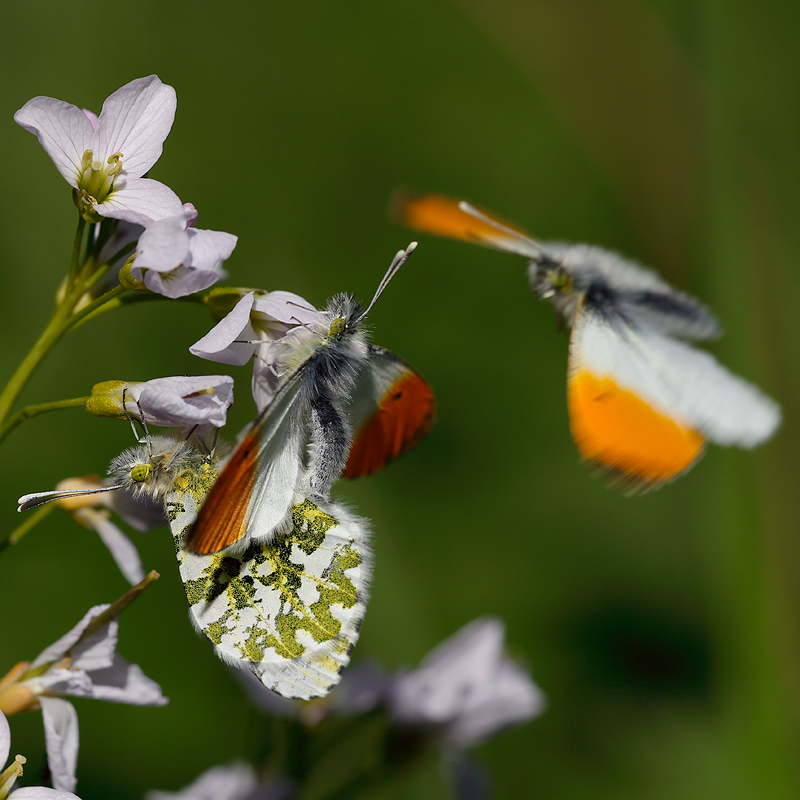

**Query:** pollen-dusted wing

left=166, top=451, right=372, bottom=700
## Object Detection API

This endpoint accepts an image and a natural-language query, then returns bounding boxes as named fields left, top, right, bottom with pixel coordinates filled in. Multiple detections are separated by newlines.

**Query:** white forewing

left=166, top=460, right=371, bottom=700
left=542, top=244, right=721, bottom=340
left=572, top=307, right=781, bottom=447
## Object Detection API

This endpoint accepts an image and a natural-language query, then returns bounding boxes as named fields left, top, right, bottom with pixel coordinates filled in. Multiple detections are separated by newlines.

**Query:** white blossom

left=15, top=76, right=182, bottom=226
left=190, top=291, right=319, bottom=412
left=86, top=376, right=234, bottom=433
left=388, top=617, right=544, bottom=749
left=145, top=762, right=295, bottom=800
left=0, top=607, right=167, bottom=793
left=130, top=206, right=237, bottom=298
left=0, top=709, right=82, bottom=799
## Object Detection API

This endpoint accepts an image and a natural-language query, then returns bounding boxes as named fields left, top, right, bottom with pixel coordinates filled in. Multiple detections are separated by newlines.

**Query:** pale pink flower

left=0, top=607, right=167, bottom=793
left=190, top=291, right=319, bottom=412
left=130, top=206, right=237, bottom=298
left=15, top=76, right=182, bottom=226
left=0, top=709, right=82, bottom=798
left=388, top=617, right=544, bottom=750
left=86, top=375, right=234, bottom=433
left=145, top=763, right=295, bottom=800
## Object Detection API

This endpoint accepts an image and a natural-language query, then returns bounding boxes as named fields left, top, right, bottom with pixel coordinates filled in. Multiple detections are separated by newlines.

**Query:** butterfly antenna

left=458, top=202, right=550, bottom=261
left=18, top=485, right=120, bottom=513
left=357, top=242, right=418, bottom=323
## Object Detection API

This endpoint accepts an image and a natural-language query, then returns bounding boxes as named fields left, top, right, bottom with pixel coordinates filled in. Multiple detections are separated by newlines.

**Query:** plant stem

left=68, top=215, right=86, bottom=285
left=0, top=503, right=55, bottom=555
left=0, top=396, right=90, bottom=447
left=0, top=304, right=72, bottom=429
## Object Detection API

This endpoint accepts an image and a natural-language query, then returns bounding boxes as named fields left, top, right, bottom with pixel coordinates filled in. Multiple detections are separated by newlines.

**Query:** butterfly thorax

left=277, top=293, right=370, bottom=399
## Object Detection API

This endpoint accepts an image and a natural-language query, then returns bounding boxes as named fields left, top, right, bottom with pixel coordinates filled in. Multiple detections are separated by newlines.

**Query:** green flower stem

left=63, top=283, right=128, bottom=332
left=0, top=396, right=90, bottom=448
left=68, top=215, right=87, bottom=285
left=0, top=302, right=74, bottom=428
left=0, top=503, right=55, bottom=556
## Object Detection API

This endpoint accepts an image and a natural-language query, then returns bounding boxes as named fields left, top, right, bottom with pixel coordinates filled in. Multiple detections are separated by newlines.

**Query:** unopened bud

left=119, top=254, right=148, bottom=292
left=85, top=380, right=140, bottom=418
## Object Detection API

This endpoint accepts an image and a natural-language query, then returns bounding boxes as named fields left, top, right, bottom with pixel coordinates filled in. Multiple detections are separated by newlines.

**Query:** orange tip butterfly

left=396, top=194, right=780, bottom=490
left=186, top=242, right=435, bottom=553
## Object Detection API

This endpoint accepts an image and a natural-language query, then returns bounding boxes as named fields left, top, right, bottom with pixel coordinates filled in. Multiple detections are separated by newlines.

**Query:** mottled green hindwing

left=166, top=462, right=372, bottom=700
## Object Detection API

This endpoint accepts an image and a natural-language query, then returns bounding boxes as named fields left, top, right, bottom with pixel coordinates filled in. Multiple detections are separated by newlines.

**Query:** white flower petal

left=251, top=342, right=284, bottom=414
left=95, top=177, right=183, bottom=227
left=145, top=763, right=257, bottom=800
left=14, top=98, right=93, bottom=187
left=132, top=375, right=234, bottom=428
left=34, top=669, right=93, bottom=699
left=0, top=708, right=9, bottom=766
left=31, top=607, right=111, bottom=668
left=389, top=617, right=543, bottom=749
left=11, top=789, right=83, bottom=799
left=184, top=229, right=238, bottom=270
left=94, top=76, right=176, bottom=179
left=39, top=697, right=79, bottom=794
left=82, top=108, right=98, bottom=131
left=85, top=655, right=167, bottom=706
left=190, top=293, right=257, bottom=366
left=142, top=264, right=226, bottom=299
left=132, top=216, right=190, bottom=275
left=252, top=291, right=319, bottom=326
left=87, top=513, right=145, bottom=586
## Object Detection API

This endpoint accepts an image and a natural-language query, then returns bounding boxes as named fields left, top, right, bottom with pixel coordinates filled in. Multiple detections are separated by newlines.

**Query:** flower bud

left=119, top=254, right=148, bottom=292
left=85, top=380, right=139, bottom=418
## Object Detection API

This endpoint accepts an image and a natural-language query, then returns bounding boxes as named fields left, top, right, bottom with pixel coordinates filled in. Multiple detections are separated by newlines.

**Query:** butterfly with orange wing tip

left=396, top=195, right=780, bottom=490
left=187, top=242, right=436, bottom=554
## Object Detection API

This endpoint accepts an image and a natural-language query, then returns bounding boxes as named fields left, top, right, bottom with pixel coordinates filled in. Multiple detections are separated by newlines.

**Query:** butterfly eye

left=131, top=463, right=152, bottom=483
left=329, top=317, right=347, bottom=336
left=550, top=269, right=573, bottom=292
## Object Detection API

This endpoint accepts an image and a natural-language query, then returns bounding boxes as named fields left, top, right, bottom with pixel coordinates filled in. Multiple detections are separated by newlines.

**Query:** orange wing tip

left=344, top=371, right=436, bottom=479
left=568, top=371, right=706, bottom=491
left=186, top=430, right=259, bottom=554
left=392, top=192, right=524, bottom=248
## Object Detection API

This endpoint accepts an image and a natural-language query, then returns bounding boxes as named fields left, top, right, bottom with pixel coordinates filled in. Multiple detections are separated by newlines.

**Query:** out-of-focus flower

left=0, top=709, right=82, bottom=799
left=190, top=290, right=319, bottom=412
left=0, top=606, right=167, bottom=793
left=388, top=617, right=544, bottom=750
left=130, top=206, right=237, bottom=298
left=145, top=762, right=295, bottom=800
left=85, top=376, right=234, bottom=432
left=15, top=76, right=182, bottom=226
left=53, top=475, right=167, bottom=585
left=235, top=660, right=389, bottom=726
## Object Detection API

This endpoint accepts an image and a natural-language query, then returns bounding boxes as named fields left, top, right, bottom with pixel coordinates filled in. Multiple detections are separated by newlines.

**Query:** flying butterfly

left=19, top=432, right=373, bottom=700
left=186, top=242, right=436, bottom=554
left=396, top=194, right=780, bottom=490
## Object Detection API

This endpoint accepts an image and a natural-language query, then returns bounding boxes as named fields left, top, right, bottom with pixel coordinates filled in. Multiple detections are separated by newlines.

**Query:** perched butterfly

left=187, top=242, right=436, bottom=554
left=396, top=194, right=780, bottom=490
left=19, top=432, right=373, bottom=700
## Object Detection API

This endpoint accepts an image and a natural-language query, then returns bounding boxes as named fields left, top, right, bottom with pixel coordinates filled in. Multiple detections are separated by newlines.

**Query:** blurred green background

left=1, top=0, right=798, bottom=797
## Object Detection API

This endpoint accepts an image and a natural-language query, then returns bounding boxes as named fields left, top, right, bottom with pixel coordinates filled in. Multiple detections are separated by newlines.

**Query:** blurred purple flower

left=388, top=617, right=544, bottom=750
left=145, top=763, right=295, bottom=800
